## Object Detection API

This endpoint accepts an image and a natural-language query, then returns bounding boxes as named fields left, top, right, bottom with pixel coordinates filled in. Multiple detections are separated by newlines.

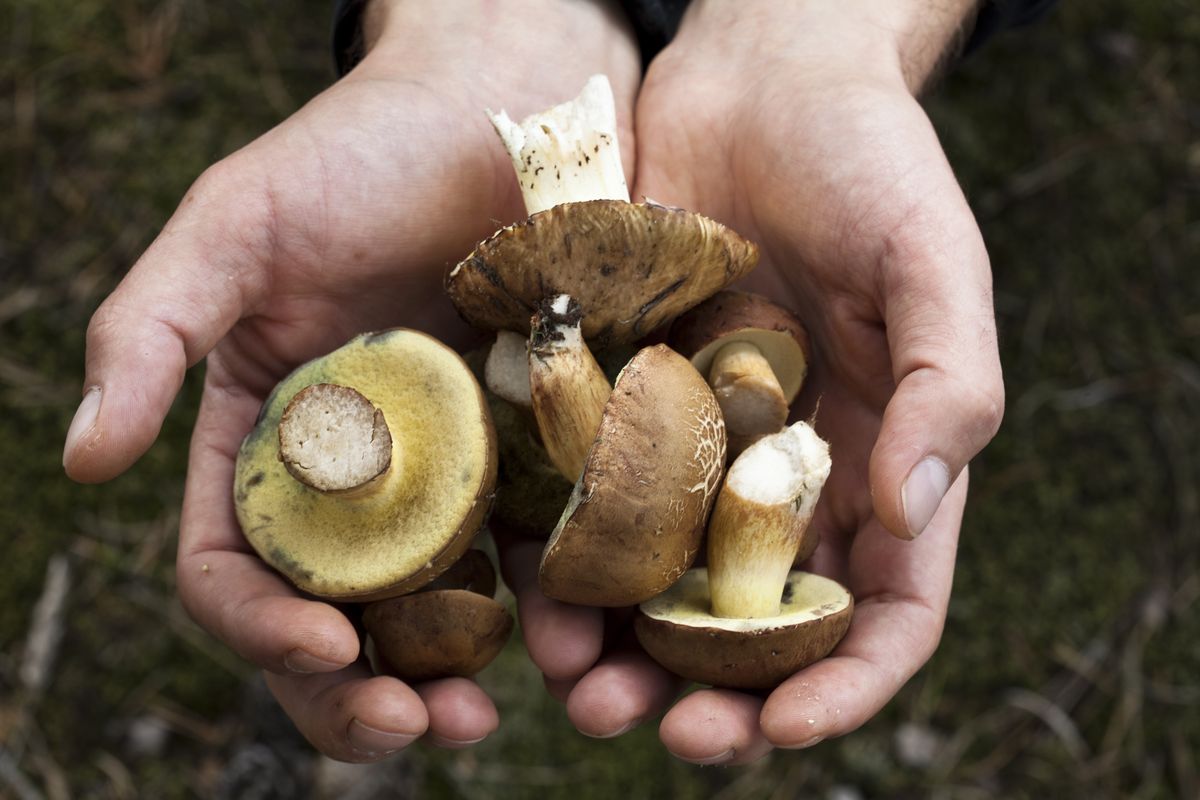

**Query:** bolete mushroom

left=669, top=291, right=811, bottom=455
left=633, top=421, right=852, bottom=689
left=539, top=344, right=726, bottom=607
left=233, top=329, right=498, bottom=601
left=448, top=75, right=757, bottom=481
left=364, top=549, right=513, bottom=683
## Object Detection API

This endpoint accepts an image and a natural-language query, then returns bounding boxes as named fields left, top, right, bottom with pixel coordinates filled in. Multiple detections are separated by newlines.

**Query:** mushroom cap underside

left=234, top=329, right=498, bottom=601
left=669, top=291, right=811, bottom=402
left=635, top=568, right=852, bottom=690
left=447, top=201, right=758, bottom=349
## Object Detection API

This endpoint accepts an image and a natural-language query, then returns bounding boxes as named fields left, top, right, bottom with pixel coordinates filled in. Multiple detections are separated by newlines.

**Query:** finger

left=659, top=690, right=774, bottom=766
left=64, top=155, right=272, bottom=483
left=414, top=677, right=500, bottom=748
left=869, top=201, right=1003, bottom=539
left=176, top=372, right=359, bottom=674
left=498, top=539, right=605, bottom=680
left=761, top=476, right=964, bottom=746
left=566, top=649, right=682, bottom=738
left=265, top=664, right=428, bottom=763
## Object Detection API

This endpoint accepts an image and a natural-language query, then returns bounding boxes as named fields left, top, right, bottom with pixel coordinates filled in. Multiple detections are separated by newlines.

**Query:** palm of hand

left=537, top=58, right=985, bottom=763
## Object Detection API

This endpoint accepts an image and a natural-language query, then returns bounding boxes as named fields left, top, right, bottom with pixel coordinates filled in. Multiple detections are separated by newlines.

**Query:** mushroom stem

left=708, top=340, right=789, bottom=455
left=278, top=383, right=393, bottom=496
left=487, top=74, right=629, bottom=215
left=707, top=421, right=830, bottom=619
left=486, top=330, right=534, bottom=414
left=529, top=295, right=612, bottom=481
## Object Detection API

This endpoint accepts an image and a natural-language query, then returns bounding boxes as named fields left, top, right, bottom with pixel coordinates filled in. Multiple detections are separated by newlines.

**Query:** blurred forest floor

left=1, top=1, right=1197, bottom=798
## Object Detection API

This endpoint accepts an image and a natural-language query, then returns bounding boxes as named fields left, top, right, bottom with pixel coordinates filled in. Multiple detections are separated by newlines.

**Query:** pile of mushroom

left=449, top=75, right=855, bottom=685
left=231, top=74, right=857, bottom=694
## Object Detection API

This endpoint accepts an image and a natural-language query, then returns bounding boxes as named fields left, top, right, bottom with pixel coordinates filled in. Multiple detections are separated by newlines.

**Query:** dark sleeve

left=331, top=0, right=1059, bottom=77
left=332, top=0, right=367, bottom=77
left=965, top=0, right=1060, bottom=54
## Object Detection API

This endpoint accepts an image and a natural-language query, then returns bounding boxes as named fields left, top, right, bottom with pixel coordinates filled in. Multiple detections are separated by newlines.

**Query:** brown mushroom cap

left=233, top=329, right=498, bottom=602
left=539, top=345, right=726, bottom=606
left=447, top=201, right=758, bottom=349
left=365, top=590, right=514, bottom=683
left=635, top=568, right=852, bottom=690
left=668, top=291, right=811, bottom=403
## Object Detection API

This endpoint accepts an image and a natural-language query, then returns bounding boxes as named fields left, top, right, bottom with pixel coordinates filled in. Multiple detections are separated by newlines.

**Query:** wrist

left=672, top=0, right=979, bottom=95
left=358, top=0, right=638, bottom=89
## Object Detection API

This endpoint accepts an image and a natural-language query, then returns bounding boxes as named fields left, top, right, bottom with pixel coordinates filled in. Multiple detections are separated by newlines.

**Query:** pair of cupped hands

left=62, top=0, right=1004, bottom=766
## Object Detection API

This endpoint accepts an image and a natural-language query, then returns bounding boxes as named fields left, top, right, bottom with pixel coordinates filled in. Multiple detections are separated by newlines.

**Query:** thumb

left=869, top=223, right=1005, bottom=539
left=64, top=158, right=271, bottom=483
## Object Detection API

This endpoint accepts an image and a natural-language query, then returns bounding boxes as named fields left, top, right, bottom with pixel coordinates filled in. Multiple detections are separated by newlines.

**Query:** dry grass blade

left=0, top=748, right=42, bottom=800
left=1003, top=689, right=1090, bottom=763
left=19, top=556, right=70, bottom=697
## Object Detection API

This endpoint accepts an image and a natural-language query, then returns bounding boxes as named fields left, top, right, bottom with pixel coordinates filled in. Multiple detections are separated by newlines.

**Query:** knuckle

left=962, top=375, right=1005, bottom=441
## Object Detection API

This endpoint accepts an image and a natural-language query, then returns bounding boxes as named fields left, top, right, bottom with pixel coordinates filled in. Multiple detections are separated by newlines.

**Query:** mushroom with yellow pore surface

left=449, top=75, right=757, bottom=482
left=234, top=329, right=497, bottom=602
left=634, top=421, right=852, bottom=689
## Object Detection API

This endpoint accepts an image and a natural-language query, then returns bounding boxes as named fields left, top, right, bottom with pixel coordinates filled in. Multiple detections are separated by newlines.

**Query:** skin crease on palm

left=61, top=0, right=1005, bottom=767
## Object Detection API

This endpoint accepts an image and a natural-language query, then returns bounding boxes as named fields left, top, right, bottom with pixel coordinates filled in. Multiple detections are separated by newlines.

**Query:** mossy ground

left=1, top=1, right=1197, bottom=797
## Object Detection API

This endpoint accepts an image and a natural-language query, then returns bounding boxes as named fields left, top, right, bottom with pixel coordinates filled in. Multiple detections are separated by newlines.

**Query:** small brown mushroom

left=365, top=594, right=513, bottom=684
left=669, top=291, right=811, bottom=455
left=634, top=568, right=852, bottom=690
left=364, top=549, right=513, bottom=683
left=233, top=330, right=498, bottom=602
left=539, top=345, right=726, bottom=607
left=634, top=421, right=851, bottom=689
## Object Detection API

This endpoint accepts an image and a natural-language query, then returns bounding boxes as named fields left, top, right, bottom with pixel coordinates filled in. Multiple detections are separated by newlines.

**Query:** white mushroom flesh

left=487, top=74, right=629, bottom=215
left=708, top=421, right=831, bottom=618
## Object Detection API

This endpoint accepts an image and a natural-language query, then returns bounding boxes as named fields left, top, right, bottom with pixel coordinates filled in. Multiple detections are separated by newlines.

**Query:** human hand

left=514, top=0, right=1005, bottom=764
left=62, top=0, right=640, bottom=762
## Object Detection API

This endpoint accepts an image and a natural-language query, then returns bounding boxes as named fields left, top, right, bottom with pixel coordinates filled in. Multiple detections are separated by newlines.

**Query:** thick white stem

left=707, top=421, right=831, bottom=618
left=278, top=383, right=393, bottom=495
left=488, top=74, right=629, bottom=215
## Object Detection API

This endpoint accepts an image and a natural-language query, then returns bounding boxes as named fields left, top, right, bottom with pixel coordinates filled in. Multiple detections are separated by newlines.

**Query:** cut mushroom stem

left=487, top=74, right=629, bottom=215
left=529, top=294, right=612, bottom=481
left=708, top=340, right=789, bottom=453
left=278, top=383, right=393, bottom=495
left=707, top=421, right=831, bottom=619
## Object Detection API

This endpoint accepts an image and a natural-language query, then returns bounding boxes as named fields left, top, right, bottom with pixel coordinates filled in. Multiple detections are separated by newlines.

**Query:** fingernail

left=64, top=387, right=101, bottom=466
left=347, top=719, right=419, bottom=756
left=674, top=748, right=735, bottom=766
left=902, top=457, right=951, bottom=538
left=798, top=735, right=824, bottom=749
left=582, top=718, right=641, bottom=739
left=284, top=648, right=345, bottom=674
left=429, top=733, right=488, bottom=749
